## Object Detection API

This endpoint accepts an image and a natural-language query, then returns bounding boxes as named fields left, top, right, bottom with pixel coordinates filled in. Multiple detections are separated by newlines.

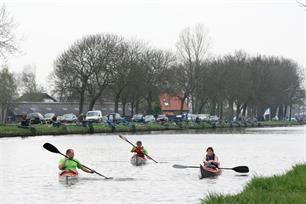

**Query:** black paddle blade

left=233, top=166, right=249, bottom=173
left=118, top=134, right=127, bottom=141
left=43, top=143, right=60, bottom=154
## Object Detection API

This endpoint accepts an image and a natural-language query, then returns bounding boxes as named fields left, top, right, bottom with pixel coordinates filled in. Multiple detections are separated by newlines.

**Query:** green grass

left=0, top=120, right=304, bottom=137
left=260, top=120, right=301, bottom=127
left=202, top=164, right=306, bottom=204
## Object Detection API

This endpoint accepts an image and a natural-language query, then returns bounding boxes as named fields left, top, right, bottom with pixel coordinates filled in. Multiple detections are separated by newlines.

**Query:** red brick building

left=159, top=93, right=189, bottom=116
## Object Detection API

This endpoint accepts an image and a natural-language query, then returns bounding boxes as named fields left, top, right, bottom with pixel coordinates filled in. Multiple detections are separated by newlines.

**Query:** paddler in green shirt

left=58, top=149, right=95, bottom=174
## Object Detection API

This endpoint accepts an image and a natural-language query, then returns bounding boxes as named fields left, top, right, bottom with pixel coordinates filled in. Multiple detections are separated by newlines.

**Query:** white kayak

left=130, top=155, right=147, bottom=166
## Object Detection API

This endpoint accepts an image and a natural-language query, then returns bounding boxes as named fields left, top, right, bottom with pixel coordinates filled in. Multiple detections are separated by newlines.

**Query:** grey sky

left=4, top=0, right=305, bottom=89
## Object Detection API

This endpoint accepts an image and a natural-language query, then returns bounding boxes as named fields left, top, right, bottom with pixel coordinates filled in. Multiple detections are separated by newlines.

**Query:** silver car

left=143, top=115, right=156, bottom=123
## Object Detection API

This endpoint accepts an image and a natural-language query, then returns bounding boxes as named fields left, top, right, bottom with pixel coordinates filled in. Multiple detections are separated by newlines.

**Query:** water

left=0, top=126, right=305, bottom=204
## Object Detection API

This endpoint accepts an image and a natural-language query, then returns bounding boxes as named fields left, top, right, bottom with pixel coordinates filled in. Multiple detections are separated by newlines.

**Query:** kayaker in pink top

left=203, top=147, right=220, bottom=168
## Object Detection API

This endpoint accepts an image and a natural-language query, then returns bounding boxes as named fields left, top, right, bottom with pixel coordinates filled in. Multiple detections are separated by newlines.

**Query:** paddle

left=172, top=164, right=249, bottom=173
left=118, top=134, right=158, bottom=163
left=43, top=143, right=112, bottom=179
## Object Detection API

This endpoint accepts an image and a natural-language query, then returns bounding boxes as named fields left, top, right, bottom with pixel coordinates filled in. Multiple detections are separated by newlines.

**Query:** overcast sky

left=3, top=0, right=306, bottom=90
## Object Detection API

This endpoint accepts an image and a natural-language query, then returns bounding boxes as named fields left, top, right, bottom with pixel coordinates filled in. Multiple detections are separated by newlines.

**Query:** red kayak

left=199, top=165, right=221, bottom=179
left=59, top=170, right=79, bottom=184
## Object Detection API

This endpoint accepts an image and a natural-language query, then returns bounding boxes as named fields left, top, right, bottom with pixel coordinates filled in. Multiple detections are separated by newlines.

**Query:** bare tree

left=52, top=36, right=97, bottom=114
left=175, top=24, right=211, bottom=113
left=140, top=48, right=175, bottom=114
left=19, top=65, right=45, bottom=95
left=86, top=34, right=123, bottom=111
left=0, top=4, right=18, bottom=59
left=0, top=65, right=17, bottom=122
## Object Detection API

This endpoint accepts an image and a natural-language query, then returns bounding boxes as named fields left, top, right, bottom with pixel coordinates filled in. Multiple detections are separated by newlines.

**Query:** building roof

left=18, top=93, right=57, bottom=102
left=10, top=101, right=125, bottom=116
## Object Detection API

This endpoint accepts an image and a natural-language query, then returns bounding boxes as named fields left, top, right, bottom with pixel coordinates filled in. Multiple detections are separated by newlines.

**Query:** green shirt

left=59, top=158, right=81, bottom=170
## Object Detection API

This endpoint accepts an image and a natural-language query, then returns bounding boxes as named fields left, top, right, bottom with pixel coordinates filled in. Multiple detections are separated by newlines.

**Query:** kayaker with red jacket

left=58, top=149, right=95, bottom=174
left=203, top=147, right=220, bottom=168
left=131, top=141, right=148, bottom=159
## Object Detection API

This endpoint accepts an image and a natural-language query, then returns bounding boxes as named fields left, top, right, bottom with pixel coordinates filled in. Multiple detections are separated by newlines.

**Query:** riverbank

left=202, top=164, right=306, bottom=204
left=0, top=120, right=304, bottom=137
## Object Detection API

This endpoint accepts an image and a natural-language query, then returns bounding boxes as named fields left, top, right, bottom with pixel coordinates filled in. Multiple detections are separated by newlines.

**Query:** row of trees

left=51, top=26, right=305, bottom=120
left=178, top=52, right=305, bottom=120
left=0, top=2, right=304, bottom=122
left=51, top=34, right=175, bottom=115
left=0, top=5, right=18, bottom=122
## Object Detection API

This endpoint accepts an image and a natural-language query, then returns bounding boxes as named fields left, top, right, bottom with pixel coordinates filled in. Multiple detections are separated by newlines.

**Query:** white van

left=85, top=110, right=103, bottom=122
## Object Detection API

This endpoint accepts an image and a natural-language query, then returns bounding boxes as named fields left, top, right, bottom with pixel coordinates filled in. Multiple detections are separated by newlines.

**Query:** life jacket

left=206, top=154, right=219, bottom=168
left=133, top=146, right=145, bottom=158
left=206, top=154, right=215, bottom=162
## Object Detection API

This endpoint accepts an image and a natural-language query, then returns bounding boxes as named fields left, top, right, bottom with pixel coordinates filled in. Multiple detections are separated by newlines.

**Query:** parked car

left=156, top=114, right=168, bottom=122
left=26, top=112, right=45, bottom=124
left=106, top=113, right=124, bottom=123
left=197, top=114, right=210, bottom=121
left=85, top=110, right=103, bottom=122
left=61, top=113, right=78, bottom=123
left=132, top=114, right=144, bottom=122
left=143, top=115, right=156, bottom=123
left=44, top=113, right=55, bottom=124
left=209, top=115, right=219, bottom=122
left=174, top=114, right=183, bottom=122
left=189, top=114, right=198, bottom=121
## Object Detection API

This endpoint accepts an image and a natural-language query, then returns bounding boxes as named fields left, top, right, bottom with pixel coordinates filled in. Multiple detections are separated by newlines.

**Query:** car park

left=61, top=113, right=78, bottom=123
left=132, top=114, right=144, bottom=122
left=143, top=115, right=156, bottom=123
left=85, top=110, right=103, bottom=122
left=26, top=112, right=45, bottom=124
left=156, top=114, right=168, bottom=122
left=44, top=113, right=55, bottom=124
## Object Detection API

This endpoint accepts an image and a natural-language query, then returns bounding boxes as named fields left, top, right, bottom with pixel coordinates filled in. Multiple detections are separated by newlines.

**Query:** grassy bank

left=0, top=120, right=304, bottom=137
left=202, top=164, right=306, bottom=204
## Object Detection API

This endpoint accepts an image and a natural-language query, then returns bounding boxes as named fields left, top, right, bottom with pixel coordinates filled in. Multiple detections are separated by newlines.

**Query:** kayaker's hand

left=91, top=169, right=95, bottom=174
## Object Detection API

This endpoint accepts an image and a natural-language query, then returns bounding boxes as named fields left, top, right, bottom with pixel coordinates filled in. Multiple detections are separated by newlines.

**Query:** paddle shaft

left=120, top=135, right=158, bottom=163
left=172, top=164, right=249, bottom=173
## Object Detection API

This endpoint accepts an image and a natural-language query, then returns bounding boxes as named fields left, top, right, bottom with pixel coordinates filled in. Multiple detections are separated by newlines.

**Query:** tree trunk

left=219, top=101, right=223, bottom=120
left=3, top=107, right=7, bottom=123
left=146, top=92, right=153, bottom=114
left=284, top=105, right=288, bottom=119
left=235, top=102, right=242, bottom=120
left=131, top=101, right=134, bottom=116
left=228, top=99, right=234, bottom=121
left=289, top=102, right=292, bottom=121
left=0, top=106, right=3, bottom=122
left=278, top=105, right=284, bottom=120
left=135, top=100, right=139, bottom=114
left=78, top=90, right=85, bottom=115
left=88, top=88, right=105, bottom=111
left=114, top=94, right=120, bottom=113
left=180, top=96, right=187, bottom=114
left=242, top=103, right=247, bottom=119
left=198, top=100, right=205, bottom=114
left=210, top=99, right=216, bottom=115
left=122, top=100, right=126, bottom=116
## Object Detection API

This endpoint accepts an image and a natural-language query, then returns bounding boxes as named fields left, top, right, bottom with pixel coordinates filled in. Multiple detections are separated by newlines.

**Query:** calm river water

left=0, top=126, right=305, bottom=204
